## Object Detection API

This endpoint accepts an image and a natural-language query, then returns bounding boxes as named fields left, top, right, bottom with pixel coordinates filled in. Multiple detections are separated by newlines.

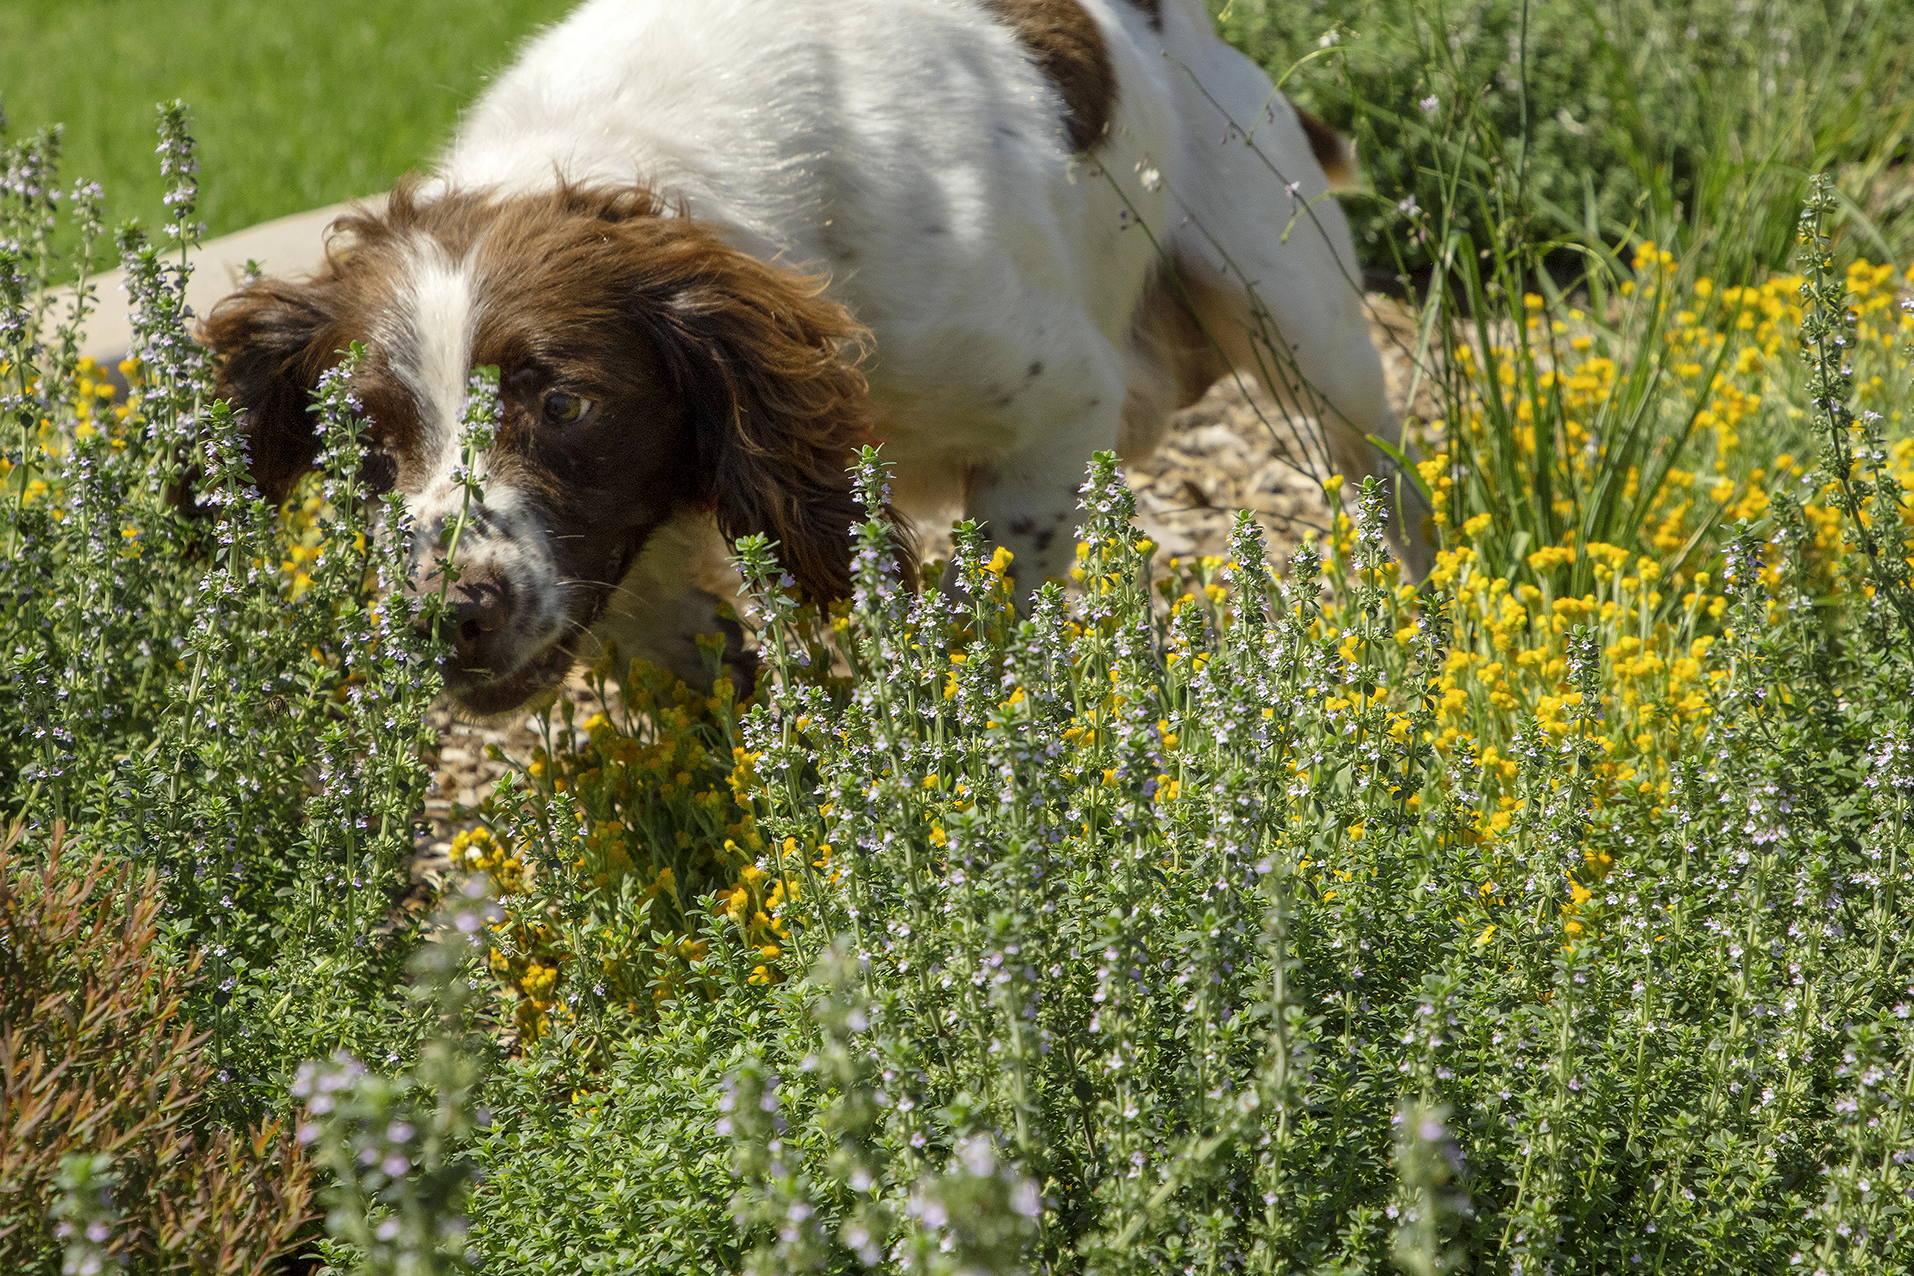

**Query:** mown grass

left=0, top=0, right=572, bottom=274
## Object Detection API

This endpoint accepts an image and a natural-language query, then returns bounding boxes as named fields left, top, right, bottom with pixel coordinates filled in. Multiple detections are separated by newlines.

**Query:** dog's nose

left=450, top=572, right=512, bottom=647
left=409, top=562, right=516, bottom=670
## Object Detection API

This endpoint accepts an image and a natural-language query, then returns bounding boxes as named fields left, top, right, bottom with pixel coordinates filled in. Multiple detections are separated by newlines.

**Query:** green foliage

left=1214, top=0, right=1914, bottom=278
left=1798, top=174, right=1914, bottom=643
left=459, top=1007, right=745, bottom=1272
left=698, top=451, right=1914, bottom=1271
left=299, top=909, right=496, bottom=1276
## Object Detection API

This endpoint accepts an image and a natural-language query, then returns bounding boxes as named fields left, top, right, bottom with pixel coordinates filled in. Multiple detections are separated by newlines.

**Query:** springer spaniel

left=203, top=0, right=1432, bottom=717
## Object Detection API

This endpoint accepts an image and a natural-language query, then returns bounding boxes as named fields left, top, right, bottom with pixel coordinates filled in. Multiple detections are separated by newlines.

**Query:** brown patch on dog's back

left=1294, top=106, right=1359, bottom=191
left=982, top=0, right=1116, bottom=152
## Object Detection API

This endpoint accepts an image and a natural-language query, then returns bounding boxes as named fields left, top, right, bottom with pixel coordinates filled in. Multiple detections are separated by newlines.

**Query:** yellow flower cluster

left=452, top=825, right=565, bottom=1039
left=1318, top=249, right=1914, bottom=942
left=1423, top=248, right=1913, bottom=576
left=1295, top=540, right=1713, bottom=936
left=470, top=656, right=799, bottom=1040
left=1395, top=541, right=1710, bottom=817
left=69, top=355, right=136, bottom=433
left=0, top=356, right=138, bottom=521
left=278, top=486, right=332, bottom=598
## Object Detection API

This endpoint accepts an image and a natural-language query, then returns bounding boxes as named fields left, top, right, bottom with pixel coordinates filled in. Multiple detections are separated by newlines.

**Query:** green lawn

left=8, top=0, right=1907, bottom=286
left=0, top=0, right=573, bottom=273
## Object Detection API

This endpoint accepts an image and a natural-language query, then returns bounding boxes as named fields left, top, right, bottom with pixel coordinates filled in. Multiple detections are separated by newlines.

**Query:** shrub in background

left=1214, top=0, right=1914, bottom=281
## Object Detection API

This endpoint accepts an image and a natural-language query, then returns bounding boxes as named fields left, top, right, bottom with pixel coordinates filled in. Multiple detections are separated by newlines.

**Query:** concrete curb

left=60, top=193, right=388, bottom=367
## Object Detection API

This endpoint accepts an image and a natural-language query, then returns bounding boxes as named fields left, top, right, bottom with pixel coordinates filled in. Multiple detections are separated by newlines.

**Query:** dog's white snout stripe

left=382, top=245, right=571, bottom=674
left=391, top=241, right=483, bottom=475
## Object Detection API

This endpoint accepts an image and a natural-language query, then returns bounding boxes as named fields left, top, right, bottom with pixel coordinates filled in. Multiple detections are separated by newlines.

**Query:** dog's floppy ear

left=198, top=275, right=347, bottom=507
left=625, top=223, right=908, bottom=601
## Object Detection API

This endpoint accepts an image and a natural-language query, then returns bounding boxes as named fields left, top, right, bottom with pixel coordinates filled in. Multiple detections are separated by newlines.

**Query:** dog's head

left=201, top=181, right=881, bottom=715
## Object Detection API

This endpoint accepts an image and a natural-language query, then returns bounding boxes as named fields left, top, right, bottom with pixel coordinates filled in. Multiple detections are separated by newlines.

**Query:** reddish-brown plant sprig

left=0, top=823, right=319, bottom=1274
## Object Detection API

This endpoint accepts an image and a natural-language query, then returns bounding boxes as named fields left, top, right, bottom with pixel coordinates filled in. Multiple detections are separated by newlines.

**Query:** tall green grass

left=1214, top=0, right=1914, bottom=282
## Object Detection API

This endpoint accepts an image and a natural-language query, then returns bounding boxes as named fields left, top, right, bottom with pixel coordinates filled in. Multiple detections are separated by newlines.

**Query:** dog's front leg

left=963, top=470, right=1084, bottom=606
left=959, top=411, right=1123, bottom=609
left=586, top=511, right=755, bottom=694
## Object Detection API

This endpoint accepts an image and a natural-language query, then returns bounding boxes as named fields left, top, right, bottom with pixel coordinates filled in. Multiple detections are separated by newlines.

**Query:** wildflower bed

left=4, top=100, right=1914, bottom=1276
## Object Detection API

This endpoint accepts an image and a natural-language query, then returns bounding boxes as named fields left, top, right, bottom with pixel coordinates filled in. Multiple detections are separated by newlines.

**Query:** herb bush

left=441, top=178, right=1914, bottom=1271
left=2, top=108, right=458, bottom=1272
left=462, top=441, right=1914, bottom=1272
left=4, top=22, right=1914, bottom=1274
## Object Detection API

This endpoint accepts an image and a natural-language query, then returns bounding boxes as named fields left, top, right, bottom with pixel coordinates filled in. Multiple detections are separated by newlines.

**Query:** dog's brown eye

left=363, top=450, right=398, bottom=497
left=543, top=392, right=592, bottom=425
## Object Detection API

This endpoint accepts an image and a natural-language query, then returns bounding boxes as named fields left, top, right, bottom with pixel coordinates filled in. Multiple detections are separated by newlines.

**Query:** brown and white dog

left=202, top=0, right=1430, bottom=717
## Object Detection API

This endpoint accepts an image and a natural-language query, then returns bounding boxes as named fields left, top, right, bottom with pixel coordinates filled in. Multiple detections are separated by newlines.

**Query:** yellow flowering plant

left=466, top=647, right=795, bottom=1041
left=1410, top=169, right=1913, bottom=621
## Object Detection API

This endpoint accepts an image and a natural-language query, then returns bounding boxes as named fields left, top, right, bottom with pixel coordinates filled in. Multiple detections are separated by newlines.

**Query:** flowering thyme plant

left=2, top=106, right=454, bottom=1272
